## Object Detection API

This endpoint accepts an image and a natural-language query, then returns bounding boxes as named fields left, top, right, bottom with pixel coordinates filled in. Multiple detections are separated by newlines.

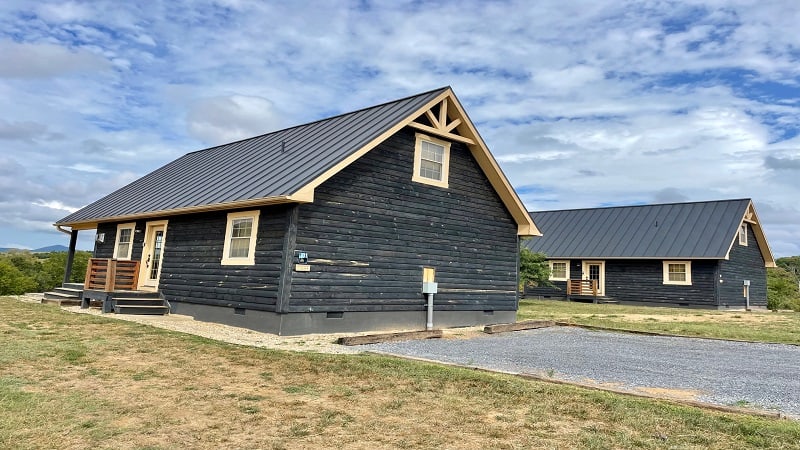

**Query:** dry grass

left=2, top=297, right=799, bottom=449
left=518, top=299, right=800, bottom=344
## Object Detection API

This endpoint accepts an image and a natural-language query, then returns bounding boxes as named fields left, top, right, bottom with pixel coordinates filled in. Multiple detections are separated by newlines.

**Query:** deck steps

left=42, top=284, right=83, bottom=306
left=113, top=295, right=169, bottom=315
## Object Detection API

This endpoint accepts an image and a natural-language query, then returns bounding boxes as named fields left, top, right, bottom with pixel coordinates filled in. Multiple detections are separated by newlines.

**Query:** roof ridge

left=529, top=198, right=751, bottom=214
left=183, top=86, right=451, bottom=156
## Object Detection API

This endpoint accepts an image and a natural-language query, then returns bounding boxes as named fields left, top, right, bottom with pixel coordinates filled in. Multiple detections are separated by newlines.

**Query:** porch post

left=63, top=229, right=78, bottom=285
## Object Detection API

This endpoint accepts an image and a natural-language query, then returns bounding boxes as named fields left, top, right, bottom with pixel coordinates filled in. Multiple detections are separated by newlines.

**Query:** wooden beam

left=483, top=320, right=555, bottom=334
left=444, top=117, right=461, bottom=132
left=438, top=99, right=448, bottom=130
left=63, top=229, right=78, bottom=285
left=407, top=122, right=475, bottom=145
left=338, top=329, right=443, bottom=346
left=425, top=109, right=439, bottom=128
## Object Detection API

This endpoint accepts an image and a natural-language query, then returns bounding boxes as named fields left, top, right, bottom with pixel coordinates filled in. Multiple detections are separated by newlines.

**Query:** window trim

left=221, top=210, right=260, bottom=266
left=412, top=132, right=451, bottom=188
left=548, top=260, right=570, bottom=281
left=739, top=223, right=748, bottom=246
left=663, top=261, right=692, bottom=285
left=112, top=222, right=136, bottom=260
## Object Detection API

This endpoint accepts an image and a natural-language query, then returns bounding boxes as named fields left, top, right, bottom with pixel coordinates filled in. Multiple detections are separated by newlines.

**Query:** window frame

left=739, top=223, right=748, bottom=246
left=221, top=210, right=260, bottom=266
left=662, top=261, right=692, bottom=285
left=548, top=260, right=570, bottom=281
left=412, top=132, right=451, bottom=188
left=112, top=222, right=136, bottom=260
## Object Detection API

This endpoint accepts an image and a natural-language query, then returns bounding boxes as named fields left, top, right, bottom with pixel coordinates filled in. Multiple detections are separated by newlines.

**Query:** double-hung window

left=663, top=261, right=692, bottom=285
left=549, top=260, right=569, bottom=281
left=412, top=133, right=450, bottom=188
left=113, top=223, right=135, bottom=260
left=221, top=210, right=260, bottom=265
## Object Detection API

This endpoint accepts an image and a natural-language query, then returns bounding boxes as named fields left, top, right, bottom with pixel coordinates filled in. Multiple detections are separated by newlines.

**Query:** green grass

left=2, top=296, right=800, bottom=449
left=518, top=299, right=800, bottom=344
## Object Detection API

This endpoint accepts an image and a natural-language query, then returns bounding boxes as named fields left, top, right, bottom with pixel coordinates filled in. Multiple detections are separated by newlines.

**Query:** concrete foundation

left=169, top=301, right=516, bottom=336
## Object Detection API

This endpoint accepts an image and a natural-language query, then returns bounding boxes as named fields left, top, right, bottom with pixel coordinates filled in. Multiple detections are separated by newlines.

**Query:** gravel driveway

left=363, top=327, right=800, bottom=418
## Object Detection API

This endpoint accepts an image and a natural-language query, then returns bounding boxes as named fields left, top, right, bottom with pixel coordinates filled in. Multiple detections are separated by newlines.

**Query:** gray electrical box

left=743, top=280, right=750, bottom=286
left=422, top=282, right=438, bottom=294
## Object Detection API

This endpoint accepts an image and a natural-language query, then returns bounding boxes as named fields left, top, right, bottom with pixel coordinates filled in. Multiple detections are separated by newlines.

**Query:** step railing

left=84, top=258, right=140, bottom=291
left=566, top=279, right=598, bottom=297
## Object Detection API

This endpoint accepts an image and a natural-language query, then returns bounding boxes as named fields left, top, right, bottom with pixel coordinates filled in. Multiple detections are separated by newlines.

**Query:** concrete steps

left=42, top=284, right=83, bottom=306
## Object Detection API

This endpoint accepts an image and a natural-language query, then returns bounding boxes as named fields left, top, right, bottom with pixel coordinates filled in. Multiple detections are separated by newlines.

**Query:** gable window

left=412, top=133, right=450, bottom=188
left=739, top=224, right=748, bottom=246
left=221, top=210, right=260, bottom=266
left=663, top=261, right=692, bottom=285
left=549, top=260, right=569, bottom=281
left=113, top=223, right=136, bottom=260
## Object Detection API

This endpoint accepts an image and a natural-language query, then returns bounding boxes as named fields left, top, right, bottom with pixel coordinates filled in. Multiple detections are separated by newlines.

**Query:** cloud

left=32, top=199, right=79, bottom=213
left=186, top=95, right=285, bottom=145
left=0, top=40, right=111, bottom=78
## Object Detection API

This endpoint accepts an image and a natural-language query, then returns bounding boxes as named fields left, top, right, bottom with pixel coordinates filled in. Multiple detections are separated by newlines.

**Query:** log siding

left=290, top=127, right=519, bottom=313
left=717, top=223, right=767, bottom=307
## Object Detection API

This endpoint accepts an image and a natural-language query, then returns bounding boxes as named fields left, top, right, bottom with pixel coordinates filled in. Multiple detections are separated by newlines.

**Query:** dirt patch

left=572, top=311, right=784, bottom=324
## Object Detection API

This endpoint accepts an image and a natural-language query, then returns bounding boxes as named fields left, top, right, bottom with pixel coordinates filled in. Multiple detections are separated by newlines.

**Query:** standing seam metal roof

left=523, top=199, right=753, bottom=259
left=56, top=87, right=449, bottom=225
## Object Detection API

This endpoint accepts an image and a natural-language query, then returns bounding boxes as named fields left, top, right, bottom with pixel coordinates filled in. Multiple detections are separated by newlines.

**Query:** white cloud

left=0, top=40, right=111, bottom=78
left=32, top=199, right=79, bottom=213
left=187, top=95, right=285, bottom=145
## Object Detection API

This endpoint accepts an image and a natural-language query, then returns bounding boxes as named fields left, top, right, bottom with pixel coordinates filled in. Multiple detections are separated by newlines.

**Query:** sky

left=0, top=0, right=798, bottom=257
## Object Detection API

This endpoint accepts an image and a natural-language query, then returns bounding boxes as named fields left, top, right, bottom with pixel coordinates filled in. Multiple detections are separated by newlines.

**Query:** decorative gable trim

left=724, top=200, right=776, bottom=267
left=295, top=88, right=540, bottom=237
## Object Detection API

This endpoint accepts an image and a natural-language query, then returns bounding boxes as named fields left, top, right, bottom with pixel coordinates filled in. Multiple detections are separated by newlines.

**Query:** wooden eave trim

left=54, top=195, right=303, bottom=230
left=407, top=122, right=475, bottom=144
left=723, top=201, right=776, bottom=267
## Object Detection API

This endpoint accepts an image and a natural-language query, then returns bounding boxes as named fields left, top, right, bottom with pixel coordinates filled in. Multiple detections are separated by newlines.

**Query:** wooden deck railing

left=566, top=279, right=598, bottom=297
left=84, top=258, right=140, bottom=291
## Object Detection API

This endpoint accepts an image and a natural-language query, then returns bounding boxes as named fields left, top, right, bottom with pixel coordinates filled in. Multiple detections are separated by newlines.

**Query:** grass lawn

left=2, top=297, right=800, bottom=449
left=518, top=299, right=800, bottom=345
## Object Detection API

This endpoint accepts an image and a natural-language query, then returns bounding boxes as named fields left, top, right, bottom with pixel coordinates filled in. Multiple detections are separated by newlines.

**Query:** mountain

left=33, top=245, right=69, bottom=253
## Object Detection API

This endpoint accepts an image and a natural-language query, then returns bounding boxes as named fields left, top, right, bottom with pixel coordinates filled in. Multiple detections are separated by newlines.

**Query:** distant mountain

left=33, top=245, right=69, bottom=253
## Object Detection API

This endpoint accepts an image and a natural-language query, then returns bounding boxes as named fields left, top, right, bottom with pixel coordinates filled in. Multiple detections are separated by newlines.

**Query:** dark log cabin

left=54, top=87, right=541, bottom=334
left=523, top=199, right=775, bottom=309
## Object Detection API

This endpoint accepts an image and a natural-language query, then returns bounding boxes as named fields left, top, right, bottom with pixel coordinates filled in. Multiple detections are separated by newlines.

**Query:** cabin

left=523, top=199, right=775, bottom=309
left=53, top=87, right=540, bottom=335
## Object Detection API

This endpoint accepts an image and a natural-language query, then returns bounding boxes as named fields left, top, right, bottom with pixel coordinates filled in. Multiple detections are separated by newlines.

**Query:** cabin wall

left=604, top=259, right=718, bottom=307
left=157, top=206, right=290, bottom=312
left=93, top=220, right=146, bottom=260
left=289, top=127, right=520, bottom=314
left=718, top=224, right=767, bottom=307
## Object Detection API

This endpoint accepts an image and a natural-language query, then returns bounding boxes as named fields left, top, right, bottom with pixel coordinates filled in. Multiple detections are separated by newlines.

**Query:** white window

left=549, top=260, right=569, bottom=281
left=221, top=210, right=260, bottom=266
left=739, top=224, right=748, bottom=246
left=113, top=222, right=136, bottom=260
left=663, top=261, right=692, bottom=285
left=412, top=133, right=451, bottom=188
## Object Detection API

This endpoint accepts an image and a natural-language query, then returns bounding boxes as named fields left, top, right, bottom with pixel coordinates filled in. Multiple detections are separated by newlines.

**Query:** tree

left=519, top=248, right=551, bottom=290
left=767, top=266, right=800, bottom=311
left=0, top=259, right=39, bottom=295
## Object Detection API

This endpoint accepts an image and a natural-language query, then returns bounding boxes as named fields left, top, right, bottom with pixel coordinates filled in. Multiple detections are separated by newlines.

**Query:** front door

left=582, top=261, right=605, bottom=296
left=138, top=220, right=168, bottom=291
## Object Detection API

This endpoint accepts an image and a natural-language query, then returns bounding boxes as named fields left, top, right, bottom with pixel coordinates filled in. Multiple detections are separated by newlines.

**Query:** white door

left=138, top=221, right=168, bottom=290
left=582, top=261, right=605, bottom=296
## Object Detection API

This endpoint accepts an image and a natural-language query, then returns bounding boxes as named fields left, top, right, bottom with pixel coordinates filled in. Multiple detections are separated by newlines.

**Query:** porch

left=81, top=258, right=169, bottom=315
left=566, top=279, right=617, bottom=304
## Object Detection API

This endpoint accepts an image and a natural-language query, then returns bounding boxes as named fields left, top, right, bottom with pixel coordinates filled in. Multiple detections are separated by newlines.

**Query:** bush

left=0, top=250, right=91, bottom=295
left=519, top=248, right=551, bottom=290
left=767, top=266, right=800, bottom=311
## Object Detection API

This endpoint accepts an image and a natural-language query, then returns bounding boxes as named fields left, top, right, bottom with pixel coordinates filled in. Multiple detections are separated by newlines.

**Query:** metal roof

left=56, top=87, right=449, bottom=226
left=524, top=199, right=757, bottom=259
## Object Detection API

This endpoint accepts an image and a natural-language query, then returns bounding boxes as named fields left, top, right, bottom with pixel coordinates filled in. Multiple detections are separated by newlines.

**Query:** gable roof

left=524, top=199, right=775, bottom=267
left=56, top=87, right=539, bottom=236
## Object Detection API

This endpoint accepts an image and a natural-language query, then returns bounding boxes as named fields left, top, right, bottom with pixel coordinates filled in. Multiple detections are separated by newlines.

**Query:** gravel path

left=363, top=326, right=800, bottom=417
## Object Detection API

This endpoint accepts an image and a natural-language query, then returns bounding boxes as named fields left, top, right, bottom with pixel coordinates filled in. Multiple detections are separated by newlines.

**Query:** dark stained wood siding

left=125, top=207, right=289, bottom=312
left=93, top=221, right=146, bottom=260
left=718, top=224, right=767, bottom=307
left=289, top=127, right=519, bottom=313
left=604, top=259, right=718, bottom=307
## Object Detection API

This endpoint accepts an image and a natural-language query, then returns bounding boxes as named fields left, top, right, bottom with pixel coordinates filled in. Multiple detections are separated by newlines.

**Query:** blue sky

left=0, top=0, right=798, bottom=257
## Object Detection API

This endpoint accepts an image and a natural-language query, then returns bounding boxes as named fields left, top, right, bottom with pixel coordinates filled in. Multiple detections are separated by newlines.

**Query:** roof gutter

left=56, top=225, right=72, bottom=235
